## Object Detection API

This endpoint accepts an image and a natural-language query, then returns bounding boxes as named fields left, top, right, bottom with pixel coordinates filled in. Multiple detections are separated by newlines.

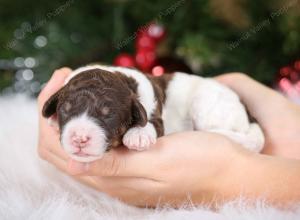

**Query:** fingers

left=73, top=175, right=161, bottom=207
left=215, top=73, right=290, bottom=127
left=40, top=126, right=69, bottom=160
left=38, top=108, right=69, bottom=163
left=39, top=147, right=97, bottom=188
left=67, top=144, right=159, bottom=177
left=38, top=146, right=69, bottom=173
left=37, top=67, right=72, bottom=164
left=38, top=67, right=72, bottom=108
left=37, top=125, right=69, bottom=165
left=66, top=131, right=205, bottom=178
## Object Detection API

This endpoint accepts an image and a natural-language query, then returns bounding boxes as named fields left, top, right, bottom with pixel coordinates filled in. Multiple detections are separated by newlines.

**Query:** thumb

left=66, top=147, right=153, bottom=177
left=67, top=159, right=90, bottom=175
left=38, top=67, right=72, bottom=107
left=66, top=150, right=125, bottom=176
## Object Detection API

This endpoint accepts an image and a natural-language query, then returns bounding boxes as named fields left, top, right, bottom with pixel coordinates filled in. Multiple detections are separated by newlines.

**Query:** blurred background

left=0, top=0, right=300, bottom=102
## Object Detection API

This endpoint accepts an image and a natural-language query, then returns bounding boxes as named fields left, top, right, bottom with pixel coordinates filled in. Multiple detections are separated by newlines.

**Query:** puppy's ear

left=42, top=88, right=63, bottom=118
left=132, top=99, right=147, bottom=127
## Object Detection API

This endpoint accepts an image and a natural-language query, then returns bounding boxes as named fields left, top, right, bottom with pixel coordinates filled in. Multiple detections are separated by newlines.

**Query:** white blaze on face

left=61, top=112, right=107, bottom=162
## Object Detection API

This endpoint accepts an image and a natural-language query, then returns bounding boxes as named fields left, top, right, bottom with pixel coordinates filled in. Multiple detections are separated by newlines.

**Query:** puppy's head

left=42, top=69, right=147, bottom=162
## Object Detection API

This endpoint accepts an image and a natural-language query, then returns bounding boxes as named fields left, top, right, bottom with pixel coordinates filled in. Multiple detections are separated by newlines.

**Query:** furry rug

left=0, top=95, right=299, bottom=220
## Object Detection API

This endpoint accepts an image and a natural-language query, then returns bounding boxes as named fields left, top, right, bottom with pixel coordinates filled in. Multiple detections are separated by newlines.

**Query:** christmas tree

left=0, top=0, right=300, bottom=96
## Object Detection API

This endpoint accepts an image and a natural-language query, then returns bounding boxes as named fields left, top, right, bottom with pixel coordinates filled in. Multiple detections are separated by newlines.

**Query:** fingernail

left=68, top=159, right=89, bottom=175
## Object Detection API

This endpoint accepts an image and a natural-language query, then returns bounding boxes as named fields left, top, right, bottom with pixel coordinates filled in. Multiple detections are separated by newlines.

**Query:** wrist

left=189, top=137, right=246, bottom=204
left=215, top=72, right=247, bottom=88
left=214, top=147, right=300, bottom=206
left=213, top=144, right=259, bottom=201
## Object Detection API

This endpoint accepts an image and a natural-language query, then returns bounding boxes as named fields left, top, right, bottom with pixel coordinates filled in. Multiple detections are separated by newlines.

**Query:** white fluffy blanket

left=0, top=95, right=299, bottom=220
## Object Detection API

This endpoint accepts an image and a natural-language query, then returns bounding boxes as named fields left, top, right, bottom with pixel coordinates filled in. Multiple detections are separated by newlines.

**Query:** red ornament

left=296, top=81, right=300, bottom=92
left=135, top=33, right=156, bottom=50
left=114, top=53, right=135, bottom=67
left=294, top=60, right=300, bottom=71
left=277, top=62, right=300, bottom=104
left=151, top=65, right=164, bottom=76
left=278, top=77, right=292, bottom=91
left=279, top=66, right=292, bottom=76
left=113, top=23, right=168, bottom=74
left=290, top=71, right=300, bottom=82
left=147, top=23, right=166, bottom=42
left=135, top=49, right=156, bottom=71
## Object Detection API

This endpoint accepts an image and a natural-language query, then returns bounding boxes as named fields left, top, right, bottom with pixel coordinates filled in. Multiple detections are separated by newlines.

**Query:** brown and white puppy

left=42, top=65, right=265, bottom=162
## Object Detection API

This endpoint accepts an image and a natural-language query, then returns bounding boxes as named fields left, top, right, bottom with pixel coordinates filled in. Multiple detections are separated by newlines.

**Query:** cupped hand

left=38, top=68, right=72, bottom=171
left=38, top=69, right=300, bottom=208
left=37, top=68, right=249, bottom=207
left=216, top=73, right=300, bottom=159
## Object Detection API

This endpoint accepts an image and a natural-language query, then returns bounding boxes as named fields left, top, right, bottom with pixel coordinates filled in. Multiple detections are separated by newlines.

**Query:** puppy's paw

left=123, top=123, right=157, bottom=151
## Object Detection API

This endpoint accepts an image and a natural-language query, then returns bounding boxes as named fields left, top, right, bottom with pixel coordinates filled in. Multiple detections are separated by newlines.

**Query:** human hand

left=38, top=70, right=300, bottom=207
left=37, top=68, right=72, bottom=171
left=38, top=70, right=249, bottom=206
left=216, top=73, right=300, bottom=159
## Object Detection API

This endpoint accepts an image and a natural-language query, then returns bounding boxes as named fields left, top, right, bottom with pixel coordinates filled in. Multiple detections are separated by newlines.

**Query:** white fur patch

left=209, top=123, right=265, bottom=153
left=122, top=122, right=157, bottom=151
left=189, top=78, right=250, bottom=132
left=188, top=77, right=265, bottom=151
left=163, top=72, right=265, bottom=151
left=61, top=112, right=107, bottom=162
left=162, top=73, right=200, bottom=134
left=65, top=65, right=157, bottom=119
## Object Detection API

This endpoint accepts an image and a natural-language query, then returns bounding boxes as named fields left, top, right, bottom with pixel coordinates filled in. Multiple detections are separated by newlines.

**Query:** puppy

left=42, top=65, right=265, bottom=162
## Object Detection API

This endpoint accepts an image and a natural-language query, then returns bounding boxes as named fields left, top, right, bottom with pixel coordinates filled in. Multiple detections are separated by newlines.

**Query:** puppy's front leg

left=122, top=118, right=163, bottom=151
left=122, top=122, right=157, bottom=151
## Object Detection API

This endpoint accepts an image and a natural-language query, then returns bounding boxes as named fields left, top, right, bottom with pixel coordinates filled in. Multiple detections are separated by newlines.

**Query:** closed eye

left=103, top=112, right=116, bottom=120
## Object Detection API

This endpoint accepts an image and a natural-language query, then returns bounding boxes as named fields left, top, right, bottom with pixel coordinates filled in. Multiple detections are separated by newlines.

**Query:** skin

left=38, top=68, right=300, bottom=208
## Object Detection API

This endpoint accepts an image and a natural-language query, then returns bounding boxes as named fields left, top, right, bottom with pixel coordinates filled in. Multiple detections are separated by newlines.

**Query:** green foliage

left=0, top=0, right=300, bottom=92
